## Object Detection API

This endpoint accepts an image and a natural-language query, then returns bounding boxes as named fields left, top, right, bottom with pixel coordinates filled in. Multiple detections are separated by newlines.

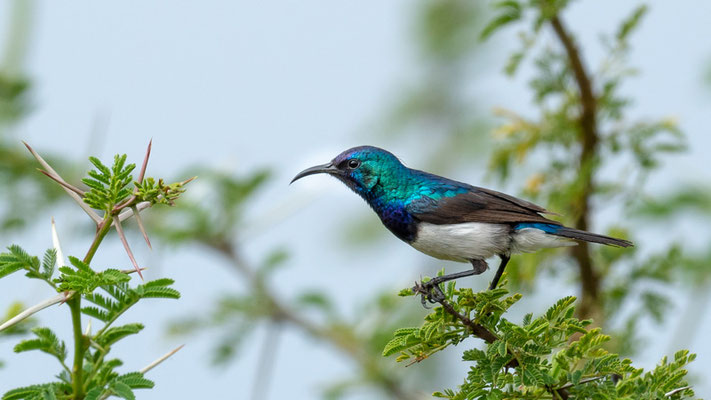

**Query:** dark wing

left=407, top=187, right=561, bottom=226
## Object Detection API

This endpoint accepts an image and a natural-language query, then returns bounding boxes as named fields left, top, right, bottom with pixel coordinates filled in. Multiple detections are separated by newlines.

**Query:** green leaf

left=41, top=249, right=57, bottom=280
left=96, top=323, right=144, bottom=347
left=137, top=279, right=181, bottom=299
left=84, top=387, right=105, bottom=400
left=55, top=257, right=131, bottom=294
left=616, top=4, right=648, bottom=42
left=116, top=372, right=154, bottom=389
left=480, top=1, right=522, bottom=39
left=109, top=381, right=135, bottom=400
left=0, top=245, right=45, bottom=281
left=13, top=327, right=67, bottom=363
left=83, top=154, right=136, bottom=211
left=2, top=383, right=68, bottom=400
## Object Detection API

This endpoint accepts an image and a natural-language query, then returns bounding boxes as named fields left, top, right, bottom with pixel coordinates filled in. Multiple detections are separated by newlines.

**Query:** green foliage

left=95, top=323, right=144, bottom=348
left=376, top=1, right=705, bottom=398
left=13, top=327, right=67, bottom=367
left=472, top=0, right=702, bottom=358
left=82, top=155, right=135, bottom=212
left=83, top=371, right=154, bottom=400
left=0, top=73, right=30, bottom=123
left=480, top=1, right=522, bottom=40
left=134, top=177, right=188, bottom=207
left=2, top=150, right=187, bottom=399
left=384, top=283, right=696, bottom=399
left=0, top=246, right=57, bottom=287
left=2, top=382, right=71, bottom=400
left=82, top=279, right=180, bottom=325
left=55, top=256, right=130, bottom=294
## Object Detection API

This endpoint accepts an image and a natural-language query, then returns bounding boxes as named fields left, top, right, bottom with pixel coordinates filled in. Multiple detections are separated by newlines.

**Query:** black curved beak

left=290, top=163, right=340, bottom=184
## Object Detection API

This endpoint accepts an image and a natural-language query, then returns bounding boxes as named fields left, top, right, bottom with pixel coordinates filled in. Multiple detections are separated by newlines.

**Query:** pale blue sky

left=1, top=0, right=710, bottom=398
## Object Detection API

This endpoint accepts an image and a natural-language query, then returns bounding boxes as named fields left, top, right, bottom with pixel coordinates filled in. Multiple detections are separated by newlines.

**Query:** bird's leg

left=488, top=254, right=510, bottom=290
left=413, top=260, right=488, bottom=305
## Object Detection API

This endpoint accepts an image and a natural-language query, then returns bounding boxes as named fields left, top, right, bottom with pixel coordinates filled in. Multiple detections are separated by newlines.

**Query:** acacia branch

left=549, top=14, right=601, bottom=320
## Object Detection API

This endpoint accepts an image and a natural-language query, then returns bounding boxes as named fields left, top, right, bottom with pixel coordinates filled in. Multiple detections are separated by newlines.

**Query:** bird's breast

left=410, top=222, right=511, bottom=262
left=375, top=204, right=418, bottom=242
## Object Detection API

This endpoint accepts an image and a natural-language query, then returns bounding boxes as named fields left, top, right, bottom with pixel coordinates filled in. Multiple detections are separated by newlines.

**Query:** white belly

left=410, top=223, right=576, bottom=262
left=410, top=222, right=510, bottom=262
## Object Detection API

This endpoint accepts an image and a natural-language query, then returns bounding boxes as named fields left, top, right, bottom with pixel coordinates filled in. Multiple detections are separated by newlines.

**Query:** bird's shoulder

left=403, top=169, right=559, bottom=226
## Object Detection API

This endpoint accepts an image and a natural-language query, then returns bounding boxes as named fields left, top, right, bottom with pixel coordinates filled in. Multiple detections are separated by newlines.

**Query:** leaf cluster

left=3, top=371, right=153, bottom=400
left=2, top=151, right=186, bottom=399
left=55, top=256, right=130, bottom=294
left=2, top=243, right=180, bottom=399
left=82, top=155, right=136, bottom=212
left=0, top=245, right=57, bottom=288
left=384, top=283, right=696, bottom=399
left=134, top=177, right=187, bottom=207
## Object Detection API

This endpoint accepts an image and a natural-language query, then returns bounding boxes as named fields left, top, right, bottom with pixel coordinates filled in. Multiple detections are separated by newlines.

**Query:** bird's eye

left=347, top=159, right=360, bottom=169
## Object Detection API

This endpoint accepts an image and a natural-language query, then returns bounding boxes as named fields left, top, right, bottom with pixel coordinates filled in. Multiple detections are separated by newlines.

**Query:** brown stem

left=549, top=14, right=601, bottom=321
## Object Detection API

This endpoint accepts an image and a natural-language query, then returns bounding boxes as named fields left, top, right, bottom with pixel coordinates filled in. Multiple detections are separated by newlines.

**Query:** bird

left=291, top=146, right=632, bottom=303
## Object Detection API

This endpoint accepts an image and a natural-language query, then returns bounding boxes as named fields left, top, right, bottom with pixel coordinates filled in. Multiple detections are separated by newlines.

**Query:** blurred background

left=1, top=0, right=710, bottom=398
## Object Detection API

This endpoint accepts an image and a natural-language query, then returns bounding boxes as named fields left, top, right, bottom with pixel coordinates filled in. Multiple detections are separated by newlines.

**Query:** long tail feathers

left=553, top=227, right=633, bottom=248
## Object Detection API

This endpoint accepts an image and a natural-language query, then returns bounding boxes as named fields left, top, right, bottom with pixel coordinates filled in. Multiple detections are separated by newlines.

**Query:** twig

left=548, top=14, right=601, bottom=321
left=120, top=267, right=147, bottom=275
left=0, top=292, right=70, bottom=333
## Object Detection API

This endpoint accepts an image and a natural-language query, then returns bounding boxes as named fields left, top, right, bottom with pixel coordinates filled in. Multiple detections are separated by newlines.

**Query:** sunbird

left=291, top=146, right=632, bottom=301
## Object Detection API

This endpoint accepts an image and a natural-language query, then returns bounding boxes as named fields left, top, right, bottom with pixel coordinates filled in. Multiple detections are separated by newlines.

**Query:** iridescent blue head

left=291, top=146, right=406, bottom=198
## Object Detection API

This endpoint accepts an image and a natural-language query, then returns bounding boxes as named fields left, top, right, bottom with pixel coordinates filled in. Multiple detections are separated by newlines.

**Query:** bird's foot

left=412, top=279, right=445, bottom=308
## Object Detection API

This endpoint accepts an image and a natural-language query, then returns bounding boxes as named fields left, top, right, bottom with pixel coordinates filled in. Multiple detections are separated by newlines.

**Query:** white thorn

left=140, top=344, right=185, bottom=375
left=51, top=217, right=67, bottom=267
left=0, top=292, right=72, bottom=333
